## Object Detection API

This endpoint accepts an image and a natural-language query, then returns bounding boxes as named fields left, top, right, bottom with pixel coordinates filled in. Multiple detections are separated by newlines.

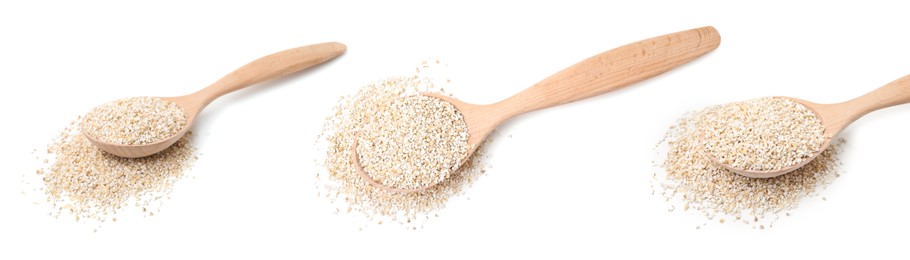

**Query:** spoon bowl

left=710, top=73, right=910, bottom=177
left=353, top=26, right=722, bottom=192
left=85, top=42, right=347, bottom=158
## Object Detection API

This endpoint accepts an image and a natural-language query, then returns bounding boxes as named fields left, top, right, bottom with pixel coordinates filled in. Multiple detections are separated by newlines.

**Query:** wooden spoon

left=352, top=26, right=721, bottom=192
left=710, top=73, right=910, bottom=178
left=85, top=42, right=347, bottom=158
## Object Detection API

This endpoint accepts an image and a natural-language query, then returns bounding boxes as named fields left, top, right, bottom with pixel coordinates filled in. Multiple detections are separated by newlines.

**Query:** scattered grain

left=36, top=119, right=197, bottom=223
left=82, top=96, right=187, bottom=145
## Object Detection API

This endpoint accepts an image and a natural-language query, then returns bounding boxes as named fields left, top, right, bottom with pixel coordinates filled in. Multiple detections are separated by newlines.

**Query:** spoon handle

left=826, top=73, right=910, bottom=132
left=848, top=73, right=910, bottom=113
left=494, top=26, right=720, bottom=117
left=192, top=42, right=346, bottom=105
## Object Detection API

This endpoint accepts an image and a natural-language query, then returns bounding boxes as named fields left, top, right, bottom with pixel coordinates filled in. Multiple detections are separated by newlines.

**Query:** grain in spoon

left=705, top=73, right=910, bottom=178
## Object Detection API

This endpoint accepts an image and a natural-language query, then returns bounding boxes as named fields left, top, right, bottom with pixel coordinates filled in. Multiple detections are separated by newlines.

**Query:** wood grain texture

left=813, top=73, right=910, bottom=136
left=436, top=26, right=721, bottom=149
left=86, top=42, right=347, bottom=158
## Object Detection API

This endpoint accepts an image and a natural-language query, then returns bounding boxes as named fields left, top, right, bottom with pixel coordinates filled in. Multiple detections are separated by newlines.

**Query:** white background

left=2, top=0, right=909, bottom=259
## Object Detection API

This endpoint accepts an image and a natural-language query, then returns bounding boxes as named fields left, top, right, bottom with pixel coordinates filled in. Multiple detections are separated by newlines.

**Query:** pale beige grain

left=655, top=105, right=844, bottom=228
left=38, top=120, right=197, bottom=223
left=703, top=97, right=827, bottom=171
left=316, top=62, right=493, bottom=229
left=82, top=96, right=187, bottom=145
left=356, top=95, right=469, bottom=190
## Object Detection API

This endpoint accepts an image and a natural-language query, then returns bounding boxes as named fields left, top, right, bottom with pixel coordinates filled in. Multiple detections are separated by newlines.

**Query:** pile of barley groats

left=702, top=97, right=827, bottom=171
left=654, top=97, right=845, bottom=229
left=316, top=61, right=493, bottom=230
left=34, top=97, right=197, bottom=229
left=81, top=96, right=188, bottom=145
left=355, top=94, right=470, bottom=191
